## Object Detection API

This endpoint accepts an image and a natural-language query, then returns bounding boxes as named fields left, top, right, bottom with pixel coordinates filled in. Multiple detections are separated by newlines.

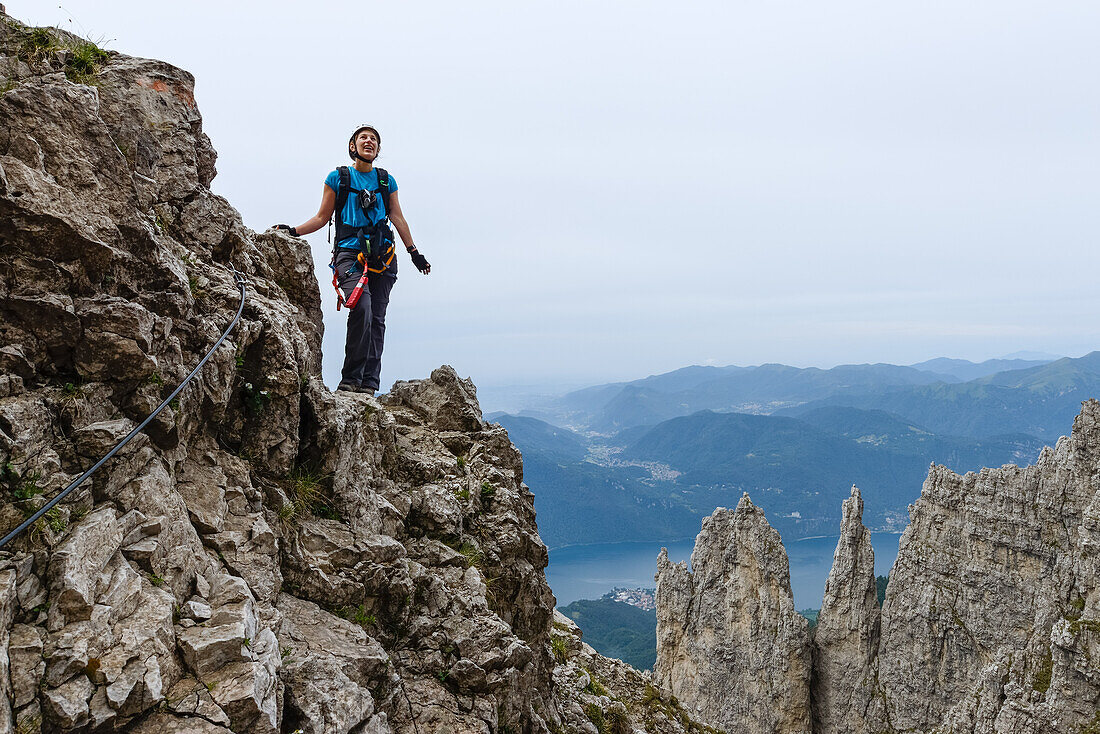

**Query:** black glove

left=409, top=248, right=431, bottom=274
left=273, top=224, right=299, bottom=236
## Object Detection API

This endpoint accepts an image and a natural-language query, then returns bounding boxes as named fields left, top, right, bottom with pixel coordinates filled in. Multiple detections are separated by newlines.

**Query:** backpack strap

left=374, top=167, right=391, bottom=218
left=332, top=166, right=359, bottom=244
left=336, top=166, right=351, bottom=212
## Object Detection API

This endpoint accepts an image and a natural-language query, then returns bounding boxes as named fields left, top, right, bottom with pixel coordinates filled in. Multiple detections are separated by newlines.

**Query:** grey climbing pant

left=334, top=249, right=395, bottom=390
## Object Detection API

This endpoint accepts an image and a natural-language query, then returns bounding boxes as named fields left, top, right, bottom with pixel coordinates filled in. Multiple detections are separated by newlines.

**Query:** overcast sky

left=16, top=1, right=1100, bottom=399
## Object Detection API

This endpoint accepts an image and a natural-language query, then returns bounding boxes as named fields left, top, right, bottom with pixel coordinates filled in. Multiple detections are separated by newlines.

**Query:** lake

left=546, top=532, right=902, bottom=610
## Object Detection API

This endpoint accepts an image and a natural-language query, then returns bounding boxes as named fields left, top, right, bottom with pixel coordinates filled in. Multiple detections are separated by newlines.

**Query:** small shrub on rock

left=458, top=541, right=483, bottom=569
left=64, top=41, right=109, bottom=84
left=551, top=636, right=568, bottom=663
left=16, top=26, right=58, bottom=64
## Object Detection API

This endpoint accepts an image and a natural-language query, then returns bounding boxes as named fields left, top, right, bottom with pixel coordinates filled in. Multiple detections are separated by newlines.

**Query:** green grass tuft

left=15, top=712, right=43, bottom=734
left=13, top=470, right=43, bottom=502
left=1031, top=648, right=1053, bottom=694
left=583, top=703, right=607, bottom=732
left=333, top=604, right=374, bottom=628
left=287, top=466, right=324, bottom=508
left=64, top=40, right=110, bottom=84
left=60, top=381, right=86, bottom=401
left=458, top=541, right=483, bottom=569
left=277, top=502, right=297, bottom=526
left=1077, top=711, right=1100, bottom=734
left=585, top=677, right=609, bottom=697
left=551, top=636, right=568, bottom=663
left=17, top=27, right=59, bottom=64
left=605, top=709, right=631, bottom=733
left=45, top=508, right=66, bottom=534
left=188, top=273, right=208, bottom=301
left=12, top=26, right=111, bottom=85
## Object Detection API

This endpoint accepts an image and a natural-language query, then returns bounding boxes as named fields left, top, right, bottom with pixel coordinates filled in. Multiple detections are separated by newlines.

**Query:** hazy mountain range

left=490, top=352, right=1100, bottom=548
left=511, top=356, right=1061, bottom=434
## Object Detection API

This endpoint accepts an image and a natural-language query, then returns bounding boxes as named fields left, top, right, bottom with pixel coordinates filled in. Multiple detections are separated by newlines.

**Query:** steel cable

left=0, top=266, right=248, bottom=549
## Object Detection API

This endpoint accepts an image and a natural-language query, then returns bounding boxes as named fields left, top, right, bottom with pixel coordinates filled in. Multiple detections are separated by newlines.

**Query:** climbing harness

left=327, top=165, right=396, bottom=311
left=0, top=266, right=248, bottom=550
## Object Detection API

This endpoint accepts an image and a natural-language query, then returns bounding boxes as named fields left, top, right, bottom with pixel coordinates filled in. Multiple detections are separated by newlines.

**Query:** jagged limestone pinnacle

left=655, top=496, right=812, bottom=734
left=812, top=485, right=880, bottom=734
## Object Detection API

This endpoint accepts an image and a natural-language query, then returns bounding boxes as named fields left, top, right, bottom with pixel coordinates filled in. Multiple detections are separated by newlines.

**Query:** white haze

left=16, top=1, right=1100, bottom=394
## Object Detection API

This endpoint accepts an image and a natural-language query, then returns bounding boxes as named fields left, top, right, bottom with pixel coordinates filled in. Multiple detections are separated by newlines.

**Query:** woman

left=275, top=124, right=430, bottom=395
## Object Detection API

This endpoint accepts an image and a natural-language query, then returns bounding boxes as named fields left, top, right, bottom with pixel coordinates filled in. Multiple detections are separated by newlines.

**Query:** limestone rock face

left=869, top=400, right=1100, bottom=733
left=811, top=486, right=879, bottom=734
left=0, top=13, right=563, bottom=733
left=654, top=494, right=813, bottom=734
left=0, top=570, right=16, bottom=733
left=549, top=609, right=722, bottom=734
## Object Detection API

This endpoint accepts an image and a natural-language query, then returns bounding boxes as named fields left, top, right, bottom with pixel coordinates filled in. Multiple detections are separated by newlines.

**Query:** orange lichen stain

left=136, top=76, right=197, bottom=108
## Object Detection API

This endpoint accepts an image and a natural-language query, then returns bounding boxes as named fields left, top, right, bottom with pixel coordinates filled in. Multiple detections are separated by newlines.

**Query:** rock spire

left=869, top=401, right=1100, bottom=732
left=654, top=493, right=813, bottom=734
left=811, top=486, right=879, bottom=734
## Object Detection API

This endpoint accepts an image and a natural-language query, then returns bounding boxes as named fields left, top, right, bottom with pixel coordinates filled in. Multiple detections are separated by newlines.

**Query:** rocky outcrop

left=655, top=407, right=1100, bottom=733
left=811, top=486, right=879, bottom=734
left=0, top=13, right=573, bottom=733
left=654, top=494, right=812, bottom=734
left=550, top=610, right=722, bottom=734
left=868, top=401, right=1100, bottom=733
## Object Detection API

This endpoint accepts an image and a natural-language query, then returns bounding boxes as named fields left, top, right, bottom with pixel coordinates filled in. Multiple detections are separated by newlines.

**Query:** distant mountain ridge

left=519, top=354, right=1064, bottom=434
left=781, top=352, right=1100, bottom=440
left=907, top=356, right=1052, bottom=382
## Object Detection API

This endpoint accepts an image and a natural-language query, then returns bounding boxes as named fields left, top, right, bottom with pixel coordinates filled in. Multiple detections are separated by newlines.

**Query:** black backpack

left=330, top=166, right=396, bottom=273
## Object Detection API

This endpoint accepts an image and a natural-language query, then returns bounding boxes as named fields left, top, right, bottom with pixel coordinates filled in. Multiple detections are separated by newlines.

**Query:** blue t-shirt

left=325, top=167, right=398, bottom=250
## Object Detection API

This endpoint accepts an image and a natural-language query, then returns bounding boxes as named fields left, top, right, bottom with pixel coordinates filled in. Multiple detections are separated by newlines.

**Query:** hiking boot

left=357, top=386, right=376, bottom=396
left=336, top=381, right=359, bottom=392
